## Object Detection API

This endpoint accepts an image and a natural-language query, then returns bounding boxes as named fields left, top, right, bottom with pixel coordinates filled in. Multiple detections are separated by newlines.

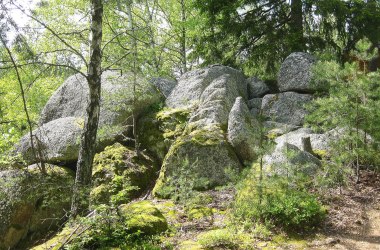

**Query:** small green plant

left=197, top=229, right=240, bottom=249
left=169, top=157, right=200, bottom=204
left=64, top=204, right=166, bottom=249
left=232, top=163, right=327, bottom=232
left=307, top=47, right=380, bottom=180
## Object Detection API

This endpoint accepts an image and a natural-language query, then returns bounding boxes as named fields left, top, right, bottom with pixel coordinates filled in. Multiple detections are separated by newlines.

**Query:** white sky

left=2, top=0, right=37, bottom=41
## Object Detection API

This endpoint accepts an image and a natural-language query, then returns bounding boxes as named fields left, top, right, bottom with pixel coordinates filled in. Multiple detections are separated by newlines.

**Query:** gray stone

left=16, top=117, right=83, bottom=164
left=0, top=166, right=73, bottom=249
left=247, top=77, right=270, bottom=98
left=188, top=74, right=242, bottom=129
left=39, top=71, right=162, bottom=127
left=247, top=98, right=262, bottom=110
left=248, top=98, right=262, bottom=117
left=264, top=121, right=300, bottom=137
left=153, top=126, right=242, bottom=198
left=263, top=142, right=321, bottom=176
left=278, top=52, right=316, bottom=93
left=261, top=92, right=312, bottom=126
left=228, top=97, right=258, bottom=163
left=166, top=65, right=247, bottom=109
left=150, top=77, right=177, bottom=98
left=153, top=66, right=247, bottom=197
left=275, top=128, right=331, bottom=152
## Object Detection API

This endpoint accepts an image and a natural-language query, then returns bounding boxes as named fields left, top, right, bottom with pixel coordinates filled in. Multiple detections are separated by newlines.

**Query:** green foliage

left=307, top=51, right=380, bottom=173
left=197, top=228, right=253, bottom=250
left=192, top=0, right=380, bottom=77
left=232, top=164, right=327, bottom=232
left=168, top=157, right=200, bottom=204
left=0, top=71, right=63, bottom=154
left=62, top=204, right=165, bottom=250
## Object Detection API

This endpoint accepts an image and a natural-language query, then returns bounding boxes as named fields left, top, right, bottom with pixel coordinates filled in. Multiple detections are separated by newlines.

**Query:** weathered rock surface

left=261, top=92, right=312, bottom=126
left=278, top=52, right=316, bottom=93
left=119, top=201, right=168, bottom=235
left=188, top=74, right=243, bottom=128
left=166, top=65, right=247, bottom=109
left=228, top=97, right=258, bottom=163
left=264, top=121, right=300, bottom=137
left=154, top=67, right=246, bottom=197
left=153, top=126, right=242, bottom=198
left=247, top=77, right=270, bottom=98
left=275, top=128, right=331, bottom=151
left=39, top=71, right=162, bottom=127
left=137, top=112, right=168, bottom=162
left=0, top=166, right=74, bottom=250
left=150, top=77, right=177, bottom=98
left=263, top=142, right=321, bottom=176
left=248, top=98, right=262, bottom=117
left=16, top=117, right=83, bottom=164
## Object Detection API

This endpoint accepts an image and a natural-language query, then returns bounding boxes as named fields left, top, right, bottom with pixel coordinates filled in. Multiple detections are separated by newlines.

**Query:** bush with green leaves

left=307, top=44, right=380, bottom=180
left=61, top=204, right=166, bottom=250
left=232, top=164, right=327, bottom=232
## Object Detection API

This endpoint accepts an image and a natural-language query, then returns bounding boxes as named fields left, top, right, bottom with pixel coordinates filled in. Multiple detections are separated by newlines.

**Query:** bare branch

left=10, top=1, right=89, bottom=68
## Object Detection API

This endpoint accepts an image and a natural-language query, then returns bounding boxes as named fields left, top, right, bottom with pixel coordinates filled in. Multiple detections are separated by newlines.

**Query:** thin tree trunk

left=145, top=0, right=160, bottom=73
left=0, top=36, right=46, bottom=174
left=127, top=1, right=139, bottom=154
left=71, top=0, right=103, bottom=217
left=180, top=0, right=187, bottom=74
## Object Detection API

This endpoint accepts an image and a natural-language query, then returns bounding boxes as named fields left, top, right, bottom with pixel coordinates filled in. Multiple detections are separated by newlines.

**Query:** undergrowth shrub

left=232, top=164, right=327, bottom=232
left=198, top=229, right=239, bottom=249
left=64, top=204, right=166, bottom=250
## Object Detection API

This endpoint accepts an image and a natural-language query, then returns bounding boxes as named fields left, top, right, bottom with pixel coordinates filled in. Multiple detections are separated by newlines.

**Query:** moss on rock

left=153, top=125, right=242, bottom=198
left=137, top=111, right=168, bottom=163
left=30, top=226, right=73, bottom=250
left=119, top=201, right=168, bottom=235
left=156, top=106, right=192, bottom=142
left=91, top=143, right=158, bottom=205
left=0, top=165, right=74, bottom=250
left=187, top=206, right=214, bottom=221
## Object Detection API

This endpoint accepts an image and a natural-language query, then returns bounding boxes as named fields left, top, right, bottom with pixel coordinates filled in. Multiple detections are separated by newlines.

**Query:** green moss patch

left=91, top=143, right=158, bottom=205
left=119, top=201, right=168, bottom=235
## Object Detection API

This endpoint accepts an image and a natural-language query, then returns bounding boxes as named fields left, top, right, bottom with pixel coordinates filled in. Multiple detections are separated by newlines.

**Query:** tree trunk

left=71, top=0, right=103, bottom=217
left=180, top=0, right=187, bottom=74
left=290, top=0, right=305, bottom=52
left=126, top=1, right=140, bottom=154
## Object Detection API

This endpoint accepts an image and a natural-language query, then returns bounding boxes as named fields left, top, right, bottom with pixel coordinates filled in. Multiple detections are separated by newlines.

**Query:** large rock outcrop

left=228, top=97, right=258, bottom=163
left=16, top=117, right=83, bottom=164
left=17, top=71, right=164, bottom=164
left=263, top=142, right=321, bottom=176
left=261, top=92, right=312, bottom=126
left=0, top=166, right=74, bottom=250
left=166, top=65, right=248, bottom=108
left=278, top=52, right=316, bottom=93
left=39, top=71, right=162, bottom=127
left=153, top=66, right=246, bottom=197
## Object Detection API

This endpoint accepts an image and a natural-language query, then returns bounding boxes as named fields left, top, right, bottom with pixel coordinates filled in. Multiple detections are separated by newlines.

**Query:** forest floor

left=311, top=170, right=380, bottom=250
left=151, top=170, right=380, bottom=249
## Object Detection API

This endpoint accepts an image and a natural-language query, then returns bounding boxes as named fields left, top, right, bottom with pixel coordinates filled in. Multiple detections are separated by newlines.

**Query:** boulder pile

left=2, top=52, right=338, bottom=248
